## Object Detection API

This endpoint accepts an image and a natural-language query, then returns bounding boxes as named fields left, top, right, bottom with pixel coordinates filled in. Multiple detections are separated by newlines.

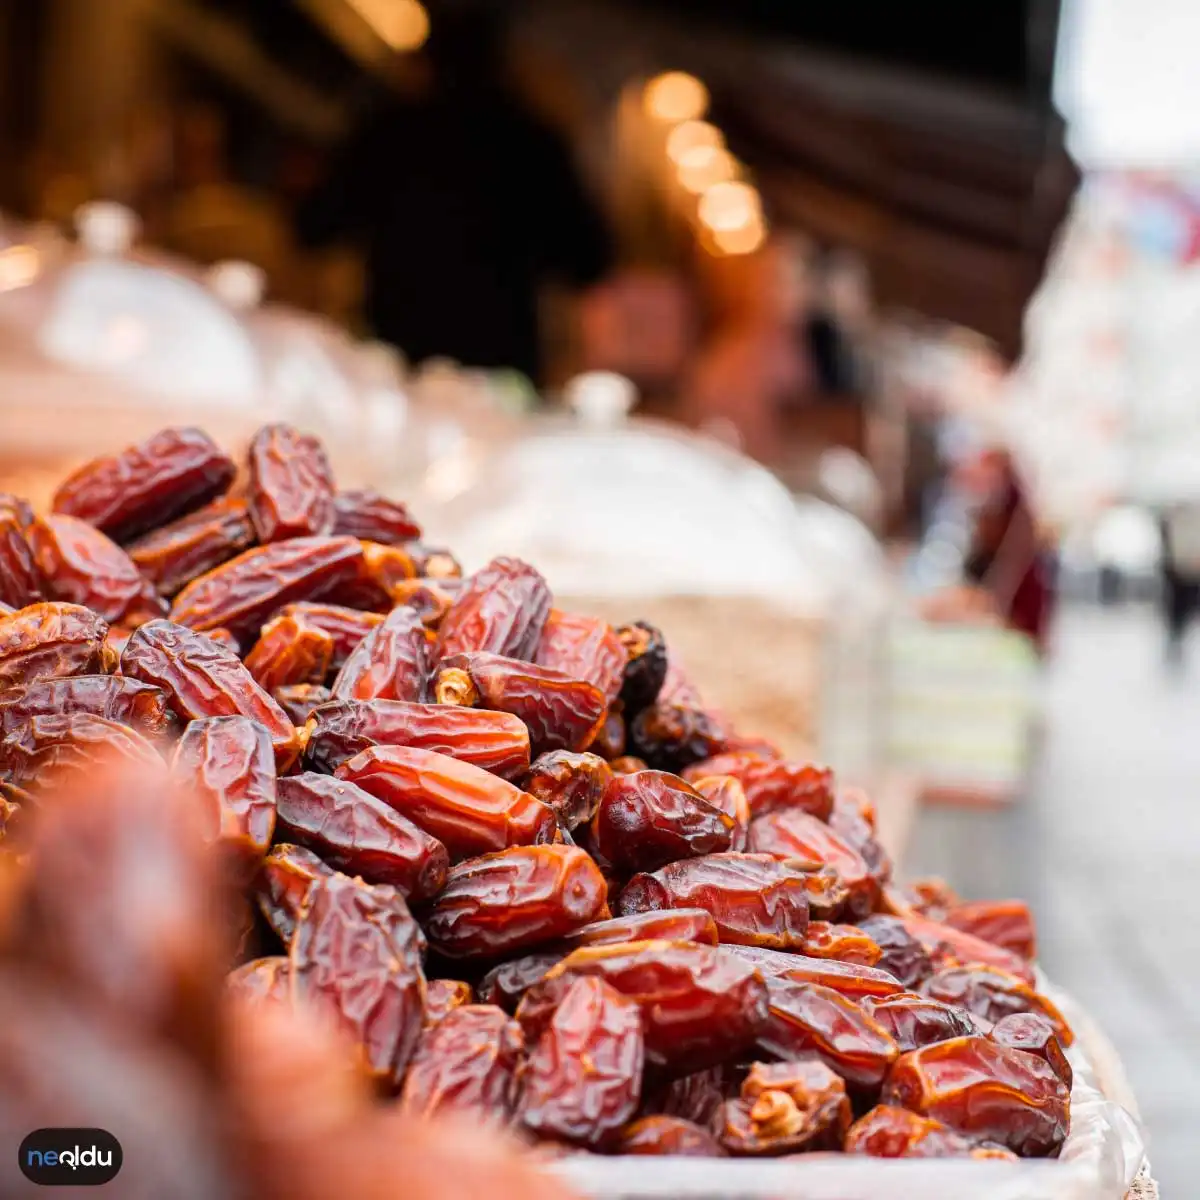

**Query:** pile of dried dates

left=0, top=425, right=1073, bottom=1167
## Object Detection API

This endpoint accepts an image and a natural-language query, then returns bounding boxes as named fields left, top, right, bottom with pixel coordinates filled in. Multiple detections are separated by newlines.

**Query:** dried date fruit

left=901, top=913, right=1037, bottom=986
left=279, top=602, right=384, bottom=670
left=126, top=497, right=256, bottom=598
left=424, top=978, right=474, bottom=1025
left=616, top=621, right=667, bottom=714
left=273, top=683, right=333, bottom=725
left=844, top=1104, right=982, bottom=1158
left=800, top=922, right=882, bottom=967
left=828, top=803, right=892, bottom=887
left=590, top=706, right=626, bottom=759
left=290, top=873, right=426, bottom=1085
left=722, top=945, right=904, bottom=1001
left=331, top=606, right=430, bottom=702
left=614, top=1115, right=724, bottom=1157
left=328, top=540, right=420, bottom=611
left=387, top=579, right=459, bottom=629
left=617, top=853, right=810, bottom=950
left=857, top=915, right=934, bottom=988
left=720, top=1059, right=850, bottom=1155
left=748, top=809, right=877, bottom=918
left=922, top=965, right=1073, bottom=1045
left=882, top=1035, right=1070, bottom=1156
left=990, top=1013, right=1073, bottom=1087
left=943, top=899, right=1038, bottom=960
left=52, top=426, right=236, bottom=541
left=0, top=674, right=171, bottom=740
left=435, top=556, right=551, bottom=663
left=523, top=750, right=612, bottom=831
left=256, top=843, right=335, bottom=944
left=520, top=976, right=644, bottom=1146
left=690, top=775, right=750, bottom=851
left=244, top=613, right=334, bottom=692
left=423, top=844, right=608, bottom=959
left=227, top=956, right=292, bottom=1004
left=172, top=715, right=277, bottom=870
left=757, top=979, right=899, bottom=1092
left=331, top=488, right=421, bottom=544
left=434, top=650, right=606, bottom=755
left=305, top=698, right=530, bottom=779
left=275, top=772, right=448, bottom=899
left=791, top=864, right=852, bottom=922
left=564, top=907, right=719, bottom=949
left=536, top=610, right=627, bottom=703
left=122, top=620, right=301, bottom=769
left=477, top=950, right=566, bottom=1011
left=408, top=543, right=463, bottom=579
left=860, top=993, right=978, bottom=1053
left=169, top=536, right=363, bottom=643
left=609, top=755, right=648, bottom=775
left=653, top=1065, right=729, bottom=1128
left=0, top=506, right=46, bottom=608
left=400, top=1004, right=524, bottom=1118
left=517, top=939, right=769, bottom=1072
left=683, top=753, right=835, bottom=821
left=627, top=702, right=724, bottom=773
left=247, top=423, right=336, bottom=541
left=592, top=771, right=734, bottom=874
left=906, top=877, right=961, bottom=918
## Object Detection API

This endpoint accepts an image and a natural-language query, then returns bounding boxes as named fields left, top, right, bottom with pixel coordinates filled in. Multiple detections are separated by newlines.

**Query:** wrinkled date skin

left=901, top=914, right=1037, bottom=987
left=172, top=715, right=277, bottom=870
left=801, top=922, right=883, bottom=967
left=592, top=771, right=734, bottom=875
left=331, top=606, right=431, bottom=703
left=279, top=603, right=383, bottom=671
left=683, top=754, right=835, bottom=822
left=275, top=772, right=449, bottom=900
left=305, top=699, right=530, bottom=779
left=828, top=802, right=892, bottom=888
left=922, top=965, right=1073, bottom=1046
left=856, top=915, right=934, bottom=988
left=31, top=513, right=167, bottom=626
left=860, top=993, right=979, bottom=1053
left=290, top=873, right=427, bottom=1086
left=757, top=979, right=900, bottom=1092
left=519, top=977, right=644, bottom=1146
left=627, top=702, right=725, bottom=774
left=247, top=423, right=336, bottom=542
left=0, top=602, right=114, bottom=686
left=516, top=939, right=769, bottom=1073
left=722, top=945, right=903, bottom=1002
left=564, top=907, right=719, bottom=949
left=127, top=497, right=256, bottom=598
left=400, top=1004, right=524, bottom=1119
left=691, top=775, right=750, bottom=852
left=423, top=844, right=608, bottom=959
left=844, top=1104, right=989, bottom=1158
left=523, top=751, right=612, bottom=831
left=273, top=683, right=332, bottom=725
left=227, top=956, right=292, bottom=1005
left=943, top=899, right=1038, bottom=961
left=331, top=488, right=421, bottom=545
left=617, top=853, right=811, bottom=951
left=653, top=1065, right=730, bottom=1128
left=615, top=1115, right=725, bottom=1157
left=0, top=674, right=172, bottom=740
left=256, top=843, right=334, bottom=944
left=387, top=579, right=459, bottom=629
left=52, top=426, right=236, bottom=541
left=616, top=621, right=668, bottom=715
left=990, top=1013, right=1073, bottom=1088
left=0, top=501, right=46, bottom=609
left=169, top=536, right=364, bottom=644
left=882, top=1036, right=1070, bottom=1157
left=330, top=541, right=419, bottom=611
left=435, top=556, right=551, bottom=663
left=122, top=620, right=301, bottom=769
left=748, top=809, right=878, bottom=919
left=244, top=613, right=334, bottom=693
left=720, top=1059, right=851, bottom=1155
left=435, top=651, right=606, bottom=756
left=477, top=950, right=566, bottom=1012
left=423, top=978, right=474, bottom=1025
left=336, top=745, right=557, bottom=860
left=536, top=610, right=627, bottom=703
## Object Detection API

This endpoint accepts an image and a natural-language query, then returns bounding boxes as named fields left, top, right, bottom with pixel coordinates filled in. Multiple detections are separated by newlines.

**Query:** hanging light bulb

left=676, top=145, right=738, bottom=194
left=698, top=181, right=762, bottom=233
left=643, top=72, right=709, bottom=122
left=665, top=120, right=723, bottom=164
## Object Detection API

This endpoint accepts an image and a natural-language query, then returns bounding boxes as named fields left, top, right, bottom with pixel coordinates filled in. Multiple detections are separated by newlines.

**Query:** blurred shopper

left=296, top=9, right=613, bottom=385
left=1158, top=504, right=1200, bottom=664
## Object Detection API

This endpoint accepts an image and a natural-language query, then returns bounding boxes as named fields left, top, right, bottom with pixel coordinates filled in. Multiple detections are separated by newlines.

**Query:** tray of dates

left=0, top=424, right=1144, bottom=1199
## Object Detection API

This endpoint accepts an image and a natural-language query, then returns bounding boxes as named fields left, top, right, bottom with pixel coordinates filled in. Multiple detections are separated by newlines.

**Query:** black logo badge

left=18, top=1129, right=122, bottom=1186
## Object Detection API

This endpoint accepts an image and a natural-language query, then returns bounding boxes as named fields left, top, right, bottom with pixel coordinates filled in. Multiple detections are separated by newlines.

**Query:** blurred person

left=296, top=8, right=613, bottom=385
left=1158, top=503, right=1200, bottom=665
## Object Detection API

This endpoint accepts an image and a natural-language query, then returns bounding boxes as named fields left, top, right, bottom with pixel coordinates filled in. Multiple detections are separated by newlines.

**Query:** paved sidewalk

left=907, top=603, right=1200, bottom=1195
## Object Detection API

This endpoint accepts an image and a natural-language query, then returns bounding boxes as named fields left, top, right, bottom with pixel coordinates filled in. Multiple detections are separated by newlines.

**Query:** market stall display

left=0, top=421, right=1144, bottom=1198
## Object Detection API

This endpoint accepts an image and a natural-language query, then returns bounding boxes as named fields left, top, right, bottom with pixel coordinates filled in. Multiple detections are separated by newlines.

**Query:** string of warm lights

left=642, top=71, right=767, bottom=256
left=347, top=0, right=430, bottom=53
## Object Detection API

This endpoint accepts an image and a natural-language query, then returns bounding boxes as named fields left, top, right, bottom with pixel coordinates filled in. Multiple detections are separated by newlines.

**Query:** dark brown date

left=423, top=844, right=608, bottom=959
left=516, top=939, right=769, bottom=1072
left=882, top=1036, right=1070, bottom=1157
left=477, top=950, right=566, bottom=1012
left=844, top=1104, right=984, bottom=1158
left=272, top=683, right=333, bottom=725
left=423, top=978, right=474, bottom=1025
left=564, top=907, right=719, bottom=949
left=592, top=770, right=734, bottom=874
left=617, top=853, right=810, bottom=950
left=275, top=772, right=449, bottom=900
left=901, top=914, right=1037, bottom=986
left=523, top=751, right=612, bottom=831
left=627, top=702, right=725, bottom=774
left=278, top=602, right=384, bottom=670
left=616, top=621, right=667, bottom=714
left=535, top=610, right=627, bottom=703
left=800, top=922, right=882, bottom=967
left=519, top=976, right=644, bottom=1146
left=990, top=1013, right=1073, bottom=1087
left=682, top=754, right=835, bottom=821
left=227, top=956, right=292, bottom=1004
left=172, top=715, right=277, bottom=870
left=722, top=945, right=904, bottom=1001
left=169, top=536, right=364, bottom=643
left=0, top=674, right=171, bottom=740
left=336, top=745, right=557, bottom=860
left=247, top=423, right=335, bottom=541
left=690, top=775, right=750, bottom=851
left=653, top=1065, right=730, bottom=1128
left=922, top=965, right=1073, bottom=1046
left=331, top=488, right=421, bottom=544
left=244, top=613, right=334, bottom=692
left=290, top=873, right=426, bottom=1085
left=720, top=1059, right=850, bottom=1155
left=0, top=504, right=46, bottom=609
left=434, top=651, right=606, bottom=755
left=331, top=606, right=430, bottom=702
left=857, top=915, right=934, bottom=988
left=400, top=1004, right=524, bottom=1118
left=615, top=1115, right=724, bottom=1157
left=126, top=497, right=255, bottom=598
left=305, top=698, right=530, bottom=778
left=860, top=993, right=978, bottom=1053
left=590, top=706, right=626, bottom=759
left=52, top=426, right=235, bottom=541
left=435, top=556, right=551, bottom=663
left=256, top=843, right=335, bottom=944
left=122, top=620, right=302, bottom=769
left=943, top=899, right=1038, bottom=961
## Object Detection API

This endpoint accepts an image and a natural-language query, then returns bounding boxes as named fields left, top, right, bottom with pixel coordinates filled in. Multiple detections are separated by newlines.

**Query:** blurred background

left=0, top=0, right=1196, bottom=1190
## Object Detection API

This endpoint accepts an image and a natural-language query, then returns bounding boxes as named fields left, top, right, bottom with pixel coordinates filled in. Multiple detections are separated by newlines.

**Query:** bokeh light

left=676, top=145, right=738, bottom=194
left=665, top=120, right=724, bottom=164
left=713, top=217, right=769, bottom=256
left=644, top=72, right=709, bottom=122
left=698, top=181, right=762, bottom=233
left=349, top=0, right=430, bottom=52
